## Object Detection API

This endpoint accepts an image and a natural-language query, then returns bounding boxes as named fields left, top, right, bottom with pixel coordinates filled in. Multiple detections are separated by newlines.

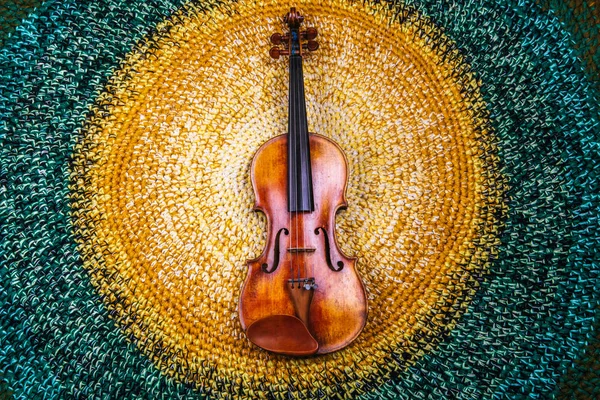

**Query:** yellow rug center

left=70, top=0, right=505, bottom=396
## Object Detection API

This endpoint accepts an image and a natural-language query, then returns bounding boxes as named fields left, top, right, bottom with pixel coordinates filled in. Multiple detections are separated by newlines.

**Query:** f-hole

left=314, top=227, right=344, bottom=271
left=262, top=228, right=289, bottom=273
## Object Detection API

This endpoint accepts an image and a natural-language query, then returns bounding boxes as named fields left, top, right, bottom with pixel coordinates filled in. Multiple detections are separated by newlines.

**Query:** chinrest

left=246, top=314, right=318, bottom=356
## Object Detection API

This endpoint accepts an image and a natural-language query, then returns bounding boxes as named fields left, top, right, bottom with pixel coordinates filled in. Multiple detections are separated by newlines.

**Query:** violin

left=239, top=8, right=367, bottom=356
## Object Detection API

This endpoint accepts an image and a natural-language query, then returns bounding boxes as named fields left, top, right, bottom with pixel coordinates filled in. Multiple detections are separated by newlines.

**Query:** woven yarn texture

left=1, top=0, right=598, bottom=399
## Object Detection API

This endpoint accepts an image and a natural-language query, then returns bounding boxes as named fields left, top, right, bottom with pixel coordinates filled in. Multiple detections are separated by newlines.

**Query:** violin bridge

left=287, top=247, right=316, bottom=253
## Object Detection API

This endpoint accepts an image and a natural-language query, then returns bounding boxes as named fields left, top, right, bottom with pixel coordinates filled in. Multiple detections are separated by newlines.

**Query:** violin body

left=239, top=133, right=367, bottom=354
left=238, top=7, right=367, bottom=356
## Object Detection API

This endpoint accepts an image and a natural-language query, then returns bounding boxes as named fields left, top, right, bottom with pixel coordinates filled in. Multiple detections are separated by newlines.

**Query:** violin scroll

left=284, top=7, right=304, bottom=28
left=269, top=8, right=319, bottom=59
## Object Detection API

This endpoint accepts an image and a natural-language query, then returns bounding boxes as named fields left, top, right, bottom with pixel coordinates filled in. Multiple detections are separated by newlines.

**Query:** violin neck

left=288, top=39, right=314, bottom=213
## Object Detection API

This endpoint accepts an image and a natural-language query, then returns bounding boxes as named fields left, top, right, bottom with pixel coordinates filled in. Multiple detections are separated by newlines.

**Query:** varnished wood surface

left=239, top=134, right=367, bottom=354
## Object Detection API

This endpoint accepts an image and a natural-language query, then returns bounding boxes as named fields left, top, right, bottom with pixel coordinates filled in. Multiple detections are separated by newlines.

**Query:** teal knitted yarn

left=0, top=0, right=42, bottom=47
left=1, top=0, right=598, bottom=399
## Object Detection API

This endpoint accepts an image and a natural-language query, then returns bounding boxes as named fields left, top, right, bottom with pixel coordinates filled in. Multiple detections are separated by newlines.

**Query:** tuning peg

left=270, top=33, right=289, bottom=45
left=302, top=27, right=318, bottom=40
left=269, top=47, right=289, bottom=59
left=303, top=40, right=319, bottom=52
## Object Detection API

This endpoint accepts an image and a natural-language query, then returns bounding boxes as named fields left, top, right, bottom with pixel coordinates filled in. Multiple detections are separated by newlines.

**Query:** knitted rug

left=1, top=0, right=598, bottom=399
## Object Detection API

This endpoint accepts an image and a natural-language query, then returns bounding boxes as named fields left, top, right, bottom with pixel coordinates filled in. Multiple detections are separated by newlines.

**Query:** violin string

left=294, top=42, right=301, bottom=285
left=290, top=38, right=297, bottom=287
left=299, top=48, right=308, bottom=284
left=295, top=45, right=301, bottom=284
left=288, top=50, right=293, bottom=288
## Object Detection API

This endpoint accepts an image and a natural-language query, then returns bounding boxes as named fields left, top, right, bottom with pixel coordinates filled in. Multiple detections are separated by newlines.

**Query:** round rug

left=70, top=0, right=504, bottom=393
left=1, top=0, right=598, bottom=399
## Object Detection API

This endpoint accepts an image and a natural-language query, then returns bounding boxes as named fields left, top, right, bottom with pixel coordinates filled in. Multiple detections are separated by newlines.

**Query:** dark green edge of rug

left=0, top=0, right=41, bottom=48
left=0, top=0, right=598, bottom=398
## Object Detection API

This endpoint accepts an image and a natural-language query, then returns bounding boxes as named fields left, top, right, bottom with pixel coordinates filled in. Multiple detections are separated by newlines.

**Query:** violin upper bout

left=249, top=135, right=288, bottom=212
left=308, top=133, right=350, bottom=209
